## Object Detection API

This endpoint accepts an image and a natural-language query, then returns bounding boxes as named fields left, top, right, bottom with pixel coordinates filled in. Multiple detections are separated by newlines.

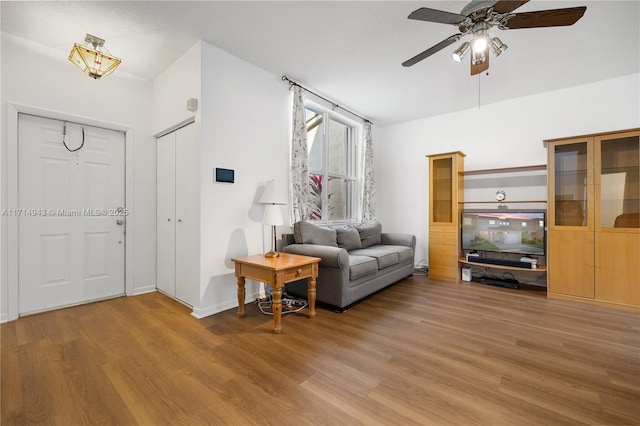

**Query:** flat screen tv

left=461, top=210, right=546, bottom=256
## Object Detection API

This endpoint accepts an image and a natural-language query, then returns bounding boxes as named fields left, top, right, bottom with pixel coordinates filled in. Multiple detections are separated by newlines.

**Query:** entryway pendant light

left=68, top=34, right=121, bottom=79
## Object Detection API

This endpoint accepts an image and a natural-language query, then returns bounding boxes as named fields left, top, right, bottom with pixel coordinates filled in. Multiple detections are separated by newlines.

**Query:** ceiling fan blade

left=402, top=34, right=461, bottom=67
left=471, top=48, right=489, bottom=76
left=492, top=0, right=530, bottom=14
left=408, top=7, right=467, bottom=25
left=503, top=6, right=587, bottom=29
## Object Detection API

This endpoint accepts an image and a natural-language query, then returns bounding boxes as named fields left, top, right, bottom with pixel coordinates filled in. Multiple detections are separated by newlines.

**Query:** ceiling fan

left=402, top=0, right=586, bottom=75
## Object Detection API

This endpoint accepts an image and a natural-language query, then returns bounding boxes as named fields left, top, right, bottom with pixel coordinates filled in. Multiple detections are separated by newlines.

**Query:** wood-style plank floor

left=2, top=273, right=639, bottom=425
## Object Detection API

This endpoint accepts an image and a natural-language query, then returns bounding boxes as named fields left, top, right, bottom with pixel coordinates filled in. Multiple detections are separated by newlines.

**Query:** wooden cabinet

left=546, top=129, right=639, bottom=310
left=157, top=123, right=199, bottom=307
left=427, top=151, right=465, bottom=281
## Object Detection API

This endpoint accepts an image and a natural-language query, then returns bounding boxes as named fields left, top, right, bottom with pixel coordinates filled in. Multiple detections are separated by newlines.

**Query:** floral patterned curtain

left=289, top=86, right=312, bottom=223
left=361, top=122, right=376, bottom=222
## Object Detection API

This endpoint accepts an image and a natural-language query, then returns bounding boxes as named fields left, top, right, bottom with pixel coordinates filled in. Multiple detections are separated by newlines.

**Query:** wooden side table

left=231, top=253, right=321, bottom=334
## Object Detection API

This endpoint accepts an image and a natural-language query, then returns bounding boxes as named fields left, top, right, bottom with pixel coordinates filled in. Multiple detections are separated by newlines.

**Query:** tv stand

left=459, top=257, right=547, bottom=272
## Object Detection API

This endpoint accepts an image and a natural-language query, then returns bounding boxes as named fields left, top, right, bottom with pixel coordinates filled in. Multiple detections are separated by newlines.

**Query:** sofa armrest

left=381, top=233, right=416, bottom=249
left=282, top=244, right=349, bottom=269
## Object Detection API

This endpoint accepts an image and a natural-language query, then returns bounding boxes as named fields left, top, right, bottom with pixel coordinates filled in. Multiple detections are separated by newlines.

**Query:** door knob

left=116, top=219, right=125, bottom=225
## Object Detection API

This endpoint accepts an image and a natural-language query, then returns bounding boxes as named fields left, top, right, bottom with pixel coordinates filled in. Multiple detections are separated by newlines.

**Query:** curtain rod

left=281, top=75, right=373, bottom=125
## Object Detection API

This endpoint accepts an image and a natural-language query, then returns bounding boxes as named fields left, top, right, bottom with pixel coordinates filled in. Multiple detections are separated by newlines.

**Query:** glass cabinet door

left=551, top=141, right=591, bottom=228
left=432, top=157, right=453, bottom=223
left=596, top=132, right=640, bottom=230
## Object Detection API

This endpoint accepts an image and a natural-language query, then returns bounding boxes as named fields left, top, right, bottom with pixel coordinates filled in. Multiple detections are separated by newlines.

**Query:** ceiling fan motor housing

left=461, top=0, right=498, bottom=16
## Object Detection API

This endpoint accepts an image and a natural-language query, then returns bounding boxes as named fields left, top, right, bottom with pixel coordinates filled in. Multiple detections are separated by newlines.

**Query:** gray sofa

left=281, top=221, right=416, bottom=310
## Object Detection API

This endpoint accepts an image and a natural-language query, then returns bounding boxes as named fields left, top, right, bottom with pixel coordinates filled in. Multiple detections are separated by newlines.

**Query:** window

left=305, top=104, right=360, bottom=223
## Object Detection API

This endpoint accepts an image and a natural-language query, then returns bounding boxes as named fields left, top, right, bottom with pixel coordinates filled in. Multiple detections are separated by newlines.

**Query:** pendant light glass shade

left=69, top=34, right=121, bottom=79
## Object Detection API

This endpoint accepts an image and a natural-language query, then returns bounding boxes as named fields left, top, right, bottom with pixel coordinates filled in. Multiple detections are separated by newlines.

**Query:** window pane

left=309, top=174, right=323, bottom=220
left=328, top=118, right=348, bottom=175
left=306, top=109, right=323, bottom=172
left=304, top=103, right=359, bottom=223
left=327, top=176, right=347, bottom=220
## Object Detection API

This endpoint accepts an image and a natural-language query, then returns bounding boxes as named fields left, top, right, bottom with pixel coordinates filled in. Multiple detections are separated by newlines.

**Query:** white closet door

left=174, top=124, right=190, bottom=304
left=18, top=114, right=125, bottom=314
left=156, top=132, right=177, bottom=296
left=156, top=122, right=198, bottom=307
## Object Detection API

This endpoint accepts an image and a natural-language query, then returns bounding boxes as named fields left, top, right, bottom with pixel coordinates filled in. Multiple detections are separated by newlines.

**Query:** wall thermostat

left=215, top=168, right=234, bottom=183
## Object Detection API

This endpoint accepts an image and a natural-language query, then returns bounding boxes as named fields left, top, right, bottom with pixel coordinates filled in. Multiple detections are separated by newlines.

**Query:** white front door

left=18, top=114, right=126, bottom=315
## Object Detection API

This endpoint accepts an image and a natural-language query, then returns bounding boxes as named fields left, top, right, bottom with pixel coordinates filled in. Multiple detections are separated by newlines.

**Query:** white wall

left=152, top=41, right=201, bottom=136
left=0, top=33, right=156, bottom=321
left=151, top=40, right=290, bottom=318
left=375, top=73, right=640, bottom=268
left=197, top=42, right=290, bottom=317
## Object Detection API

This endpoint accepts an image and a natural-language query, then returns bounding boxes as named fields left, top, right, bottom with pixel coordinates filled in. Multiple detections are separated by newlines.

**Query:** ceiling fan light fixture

left=402, top=2, right=587, bottom=76
left=489, top=37, right=508, bottom=57
left=68, top=33, right=121, bottom=79
left=451, top=41, right=471, bottom=62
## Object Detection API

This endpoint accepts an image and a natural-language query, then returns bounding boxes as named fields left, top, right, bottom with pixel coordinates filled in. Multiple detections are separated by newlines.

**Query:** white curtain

left=361, top=122, right=376, bottom=222
left=289, top=86, right=312, bottom=223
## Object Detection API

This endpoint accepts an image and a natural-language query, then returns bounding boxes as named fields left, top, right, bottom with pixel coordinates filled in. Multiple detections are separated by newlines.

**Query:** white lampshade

left=258, top=180, right=287, bottom=205
left=262, top=204, right=283, bottom=226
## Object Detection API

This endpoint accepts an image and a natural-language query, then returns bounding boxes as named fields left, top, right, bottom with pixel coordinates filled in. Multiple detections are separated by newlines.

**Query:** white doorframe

left=6, top=103, right=136, bottom=322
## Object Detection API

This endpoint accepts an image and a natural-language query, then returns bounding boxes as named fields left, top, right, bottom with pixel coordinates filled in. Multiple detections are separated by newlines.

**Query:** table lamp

left=258, top=180, right=286, bottom=257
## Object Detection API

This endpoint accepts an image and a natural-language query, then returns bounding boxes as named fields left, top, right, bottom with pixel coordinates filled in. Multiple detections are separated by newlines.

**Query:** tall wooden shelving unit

left=427, top=151, right=465, bottom=281
left=545, top=128, right=639, bottom=311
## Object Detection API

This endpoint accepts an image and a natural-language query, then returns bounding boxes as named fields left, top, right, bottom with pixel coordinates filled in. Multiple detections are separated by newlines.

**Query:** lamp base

left=264, top=250, right=279, bottom=258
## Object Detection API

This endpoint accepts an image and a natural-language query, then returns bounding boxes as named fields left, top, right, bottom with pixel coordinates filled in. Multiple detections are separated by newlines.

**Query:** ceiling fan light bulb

left=472, top=36, right=488, bottom=53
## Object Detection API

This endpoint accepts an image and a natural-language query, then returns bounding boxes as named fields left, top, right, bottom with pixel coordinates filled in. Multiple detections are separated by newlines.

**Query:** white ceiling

left=2, top=1, right=639, bottom=125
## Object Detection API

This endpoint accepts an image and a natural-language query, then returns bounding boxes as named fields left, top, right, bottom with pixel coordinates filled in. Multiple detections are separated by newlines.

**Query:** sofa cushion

left=293, top=221, right=338, bottom=247
left=355, top=221, right=382, bottom=248
left=336, top=227, right=362, bottom=251
left=348, top=255, right=378, bottom=280
left=349, top=248, right=399, bottom=269
left=372, top=245, right=414, bottom=264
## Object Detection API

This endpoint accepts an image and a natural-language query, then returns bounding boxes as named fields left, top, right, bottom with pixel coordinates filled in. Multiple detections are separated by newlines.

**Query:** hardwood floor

left=2, top=273, right=639, bottom=425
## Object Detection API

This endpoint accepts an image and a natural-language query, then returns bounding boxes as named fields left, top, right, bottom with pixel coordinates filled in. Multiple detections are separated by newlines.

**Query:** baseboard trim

left=131, top=285, right=156, bottom=296
left=191, top=290, right=261, bottom=319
